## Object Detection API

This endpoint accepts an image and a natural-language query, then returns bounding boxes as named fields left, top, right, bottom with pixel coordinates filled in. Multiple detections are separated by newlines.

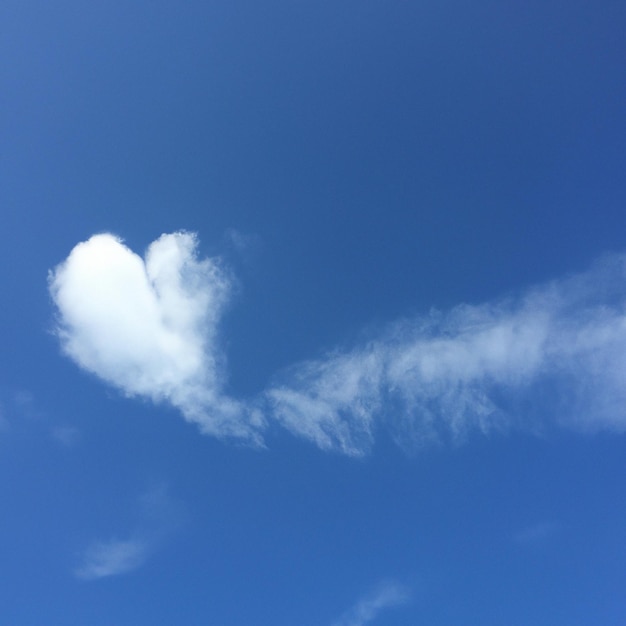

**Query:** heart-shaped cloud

left=49, top=232, right=626, bottom=455
left=49, top=232, right=262, bottom=441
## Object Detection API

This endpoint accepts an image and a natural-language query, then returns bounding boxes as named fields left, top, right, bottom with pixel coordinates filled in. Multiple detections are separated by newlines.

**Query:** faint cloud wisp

left=52, top=425, right=80, bottom=447
left=75, top=484, right=185, bottom=581
left=75, top=537, right=150, bottom=580
left=513, top=521, right=560, bottom=546
left=332, top=581, right=411, bottom=626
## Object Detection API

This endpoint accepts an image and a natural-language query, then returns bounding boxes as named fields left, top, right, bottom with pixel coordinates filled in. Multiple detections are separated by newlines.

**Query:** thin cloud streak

left=74, top=484, right=184, bottom=580
left=75, top=537, right=150, bottom=580
left=332, top=581, right=410, bottom=626
left=50, top=233, right=626, bottom=455
left=513, top=521, right=560, bottom=545
left=268, top=254, right=626, bottom=454
left=52, top=425, right=80, bottom=447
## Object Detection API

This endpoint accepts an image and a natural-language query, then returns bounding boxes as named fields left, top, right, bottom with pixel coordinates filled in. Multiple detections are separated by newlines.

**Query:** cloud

left=268, top=254, right=626, bottom=454
left=75, top=484, right=184, bottom=580
left=52, top=425, right=80, bottom=447
left=513, top=521, right=559, bottom=545
left=50, top=233, right=626, bottom=455
left=49, top=232, right=263, bottom=443
left=331, top=581, right=410, bottom=626
left=268, top=350, right=385, bottom=456
left=75, top=537, right=150, bottom=580
left=13, top=390, right=44, bottom=420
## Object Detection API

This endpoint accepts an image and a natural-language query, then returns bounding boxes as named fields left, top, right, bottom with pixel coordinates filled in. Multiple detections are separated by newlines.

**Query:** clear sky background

left=2, top=1, right=626, bottom=624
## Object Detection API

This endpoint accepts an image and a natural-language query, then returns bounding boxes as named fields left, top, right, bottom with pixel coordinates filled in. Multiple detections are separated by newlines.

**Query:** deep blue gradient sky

left=2, top=1, right=626, bottom=624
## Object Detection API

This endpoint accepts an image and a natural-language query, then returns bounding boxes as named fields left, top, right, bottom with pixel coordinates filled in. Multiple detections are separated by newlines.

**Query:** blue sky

left=2, top=1, right=626, bottom=624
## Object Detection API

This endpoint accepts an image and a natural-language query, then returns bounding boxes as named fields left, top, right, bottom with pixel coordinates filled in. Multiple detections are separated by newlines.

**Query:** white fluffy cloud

left=49, top=232, right=262, bottom=442
left=50, top=233, right=626, bottom=455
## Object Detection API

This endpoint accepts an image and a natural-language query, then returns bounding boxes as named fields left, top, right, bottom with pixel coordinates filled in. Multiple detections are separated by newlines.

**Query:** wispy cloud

left=50, top=233, right=626, bottom=455
left=513, top=521, right=560, bottom=545
left=268, top=253, right=626, bottom=454
left=75, top=484, right=184, bottom=580
left=13, top=390, right=44, bottom=420
left=332, top=581, right=410, bottom=626
left=49, top=232, right=263, bottom=444
left=75, top=536, right=150, bottom=580
left=51, top=425, right=80, bottom=447
left=0, top=389, right=83, bottom=447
